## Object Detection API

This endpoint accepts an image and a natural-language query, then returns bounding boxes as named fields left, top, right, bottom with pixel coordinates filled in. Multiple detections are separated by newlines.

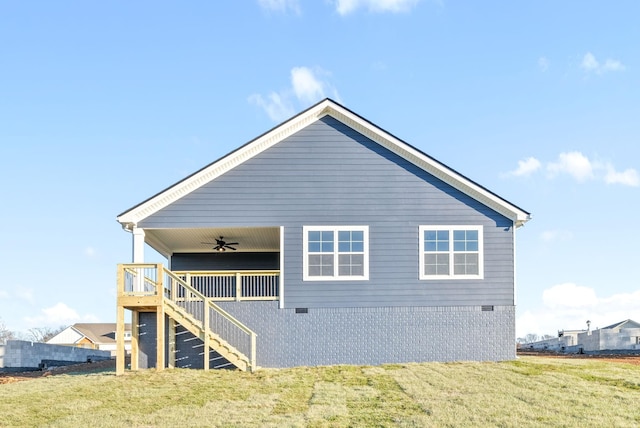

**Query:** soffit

left=145, top=227, right=280, bottom=256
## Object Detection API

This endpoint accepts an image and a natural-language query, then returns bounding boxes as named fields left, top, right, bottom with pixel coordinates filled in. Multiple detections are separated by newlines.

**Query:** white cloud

left=580, top=52, right=625, bottom=74
left=334, top=0, right=421, bottom=15
left=542, top=283, right=598, bottom=309
left=547, top=151, right=594, bottom=182
left=249, top=66, right=340, bottom=122
left=248, top=92, right=295, bottom=122
left=538, top=56, right=549, bottom=72
left=509, top=157, right=541, bottom=177
left=604, top=164, right=640, bottom=187
left=540, top=229, right=573, bottom=243
left=602, top=58, right=625, bottom=72
left=24, top=302, right=99, bottom=327
left=517, top=285, right=640, bottom=337
left=0, top=290, right=9, bottom=299
left=257, top=0, right=301, bottom=14
left=580, top=52, right=599, bottom=72
left=291, top=67, right=327, bottom=104
left=85, top=246, right=97, bottom=258
left=508, top=151, right=638, bottom=187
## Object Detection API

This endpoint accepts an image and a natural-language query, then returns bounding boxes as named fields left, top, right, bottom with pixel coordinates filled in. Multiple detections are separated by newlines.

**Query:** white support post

left=132, top=227, right=145, bottom=263
left=132, top=227, right=145, bottom=292
left=279, top=226, right=284, bottom=309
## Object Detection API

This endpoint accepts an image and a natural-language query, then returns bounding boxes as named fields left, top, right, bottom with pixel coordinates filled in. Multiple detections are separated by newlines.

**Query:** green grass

left=2, top=357, right=640, bottom=427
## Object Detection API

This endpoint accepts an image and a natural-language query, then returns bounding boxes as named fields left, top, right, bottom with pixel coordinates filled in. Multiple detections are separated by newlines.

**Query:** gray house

left=115, top=98, right=530, bottom=373
left=528, top=319, right=640, bottom=353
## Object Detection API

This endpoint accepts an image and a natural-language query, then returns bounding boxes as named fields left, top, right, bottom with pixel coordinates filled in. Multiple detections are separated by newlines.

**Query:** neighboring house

left=47, top=323, right=132, bottom=356
left=115, top=98, right=531, bottom=373
left=527, top=319, right=640, bottom=353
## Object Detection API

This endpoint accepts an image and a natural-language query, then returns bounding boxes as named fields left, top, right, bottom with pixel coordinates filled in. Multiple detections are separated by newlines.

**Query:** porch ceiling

left=144, top=227, right=280, bottom=256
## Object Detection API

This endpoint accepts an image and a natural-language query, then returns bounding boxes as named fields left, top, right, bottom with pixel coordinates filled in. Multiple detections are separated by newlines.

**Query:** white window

left=303, top=226, right=369, bottom=281
left=419, top=226, right=483, bottom=280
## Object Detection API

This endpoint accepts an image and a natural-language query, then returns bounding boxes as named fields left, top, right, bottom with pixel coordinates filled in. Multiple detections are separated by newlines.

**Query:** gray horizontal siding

left=141, top=116, right=515, bottom=307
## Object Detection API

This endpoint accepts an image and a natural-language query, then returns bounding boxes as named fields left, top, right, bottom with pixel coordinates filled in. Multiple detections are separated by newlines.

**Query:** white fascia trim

left=117, top=101, right=332, bottom=225
left=321, top=105, right=531, bottom=226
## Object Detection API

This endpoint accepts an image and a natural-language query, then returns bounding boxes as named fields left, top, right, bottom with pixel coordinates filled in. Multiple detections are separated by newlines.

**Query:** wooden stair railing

left=163, top=298, right=252, bottom=371
left=118, top=264, right=257, bottom=372
left=162, top=267, right=257, bottom=372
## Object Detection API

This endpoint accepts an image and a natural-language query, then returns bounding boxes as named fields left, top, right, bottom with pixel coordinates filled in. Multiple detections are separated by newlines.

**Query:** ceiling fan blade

left=225, top=245, right=237, bottom=251
left=225, top=242, right=239, bottom=246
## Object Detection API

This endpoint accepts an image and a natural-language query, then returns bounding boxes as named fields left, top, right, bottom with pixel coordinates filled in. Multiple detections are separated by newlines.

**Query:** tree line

left=516, top=333, right=556, bottom=344
left=0, top=317, right=66, bottom=344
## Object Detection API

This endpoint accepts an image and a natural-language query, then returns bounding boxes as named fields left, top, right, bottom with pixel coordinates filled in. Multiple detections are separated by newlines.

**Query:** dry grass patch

left=1, top=357, right=639, bottom=427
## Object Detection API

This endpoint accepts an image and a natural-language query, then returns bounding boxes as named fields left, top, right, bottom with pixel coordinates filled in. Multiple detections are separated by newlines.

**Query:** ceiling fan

left=201, top=236, right=239, bottom=252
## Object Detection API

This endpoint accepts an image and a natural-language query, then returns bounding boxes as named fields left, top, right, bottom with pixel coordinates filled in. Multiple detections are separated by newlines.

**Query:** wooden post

left=235, top=272, right=242, bottom=301
left=131, top=311, right=139, bottom=371
left=156, top=263, right=164, bottom=296
left=156, top=307, right=165, bottom=370
left=250, top=332, right=257, bottom=372
left=156, top=265, right=165, bottom=370
left=203, top=300, right=210, bottom=371
left=168, top=318, right=176, bottom=369
left=116, top=304, right=125, bottom=375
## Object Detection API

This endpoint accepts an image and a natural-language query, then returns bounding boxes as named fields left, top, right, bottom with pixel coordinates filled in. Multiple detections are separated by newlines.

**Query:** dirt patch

left=517, top=350, right=640, bottom=366
left=0, top=359, right=116, bottom=384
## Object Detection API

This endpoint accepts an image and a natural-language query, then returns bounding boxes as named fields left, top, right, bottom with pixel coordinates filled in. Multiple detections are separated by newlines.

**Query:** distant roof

left=601, top=319, right=640, bottom=330
left=117, top=98, right=531, bottom=228
left=72, top=323, right=131, bottom=345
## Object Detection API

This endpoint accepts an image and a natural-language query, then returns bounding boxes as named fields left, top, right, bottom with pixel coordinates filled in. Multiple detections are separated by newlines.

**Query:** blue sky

left=1, top=1, right=638, bottom=338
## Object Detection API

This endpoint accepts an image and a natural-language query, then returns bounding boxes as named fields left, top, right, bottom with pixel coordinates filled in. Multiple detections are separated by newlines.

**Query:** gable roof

left=117, top=98, right=531, bottom=228
left=71, top=323, right=131, bottom=345
left=601, top=319, right=640, bottom=330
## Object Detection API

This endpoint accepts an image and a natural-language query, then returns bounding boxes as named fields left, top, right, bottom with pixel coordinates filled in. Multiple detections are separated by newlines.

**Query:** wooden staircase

left=163, top=297, right=253, bottom=371
left=116, top=264, right=257, bottom=374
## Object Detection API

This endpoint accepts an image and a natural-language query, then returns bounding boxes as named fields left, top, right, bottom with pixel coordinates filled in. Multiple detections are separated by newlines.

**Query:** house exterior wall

left=600, top=328, right=640, bottom=350
left=47, top=328, right=83, bottom=345
left=171, top=252, right=279, bottom=271
left=141, top=116, right=515, bottom=309
left=222, top=301, right=516, bottom=367
left=136, top=313, right=232, bottom=369
left=137, top=312, right=157, bottom=369
left=137, top=302, right=515, bottom=368
left=525, top=336, right=572, bottom=352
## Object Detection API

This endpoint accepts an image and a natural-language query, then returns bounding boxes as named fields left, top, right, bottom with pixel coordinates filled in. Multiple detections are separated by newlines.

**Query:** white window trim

left=303, top=225, right=369, bottom=281
left=419, top=225, right=484, bottom=280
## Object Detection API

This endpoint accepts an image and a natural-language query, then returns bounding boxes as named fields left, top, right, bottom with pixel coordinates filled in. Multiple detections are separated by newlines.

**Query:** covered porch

left=116, top=226, right=283, bottom=374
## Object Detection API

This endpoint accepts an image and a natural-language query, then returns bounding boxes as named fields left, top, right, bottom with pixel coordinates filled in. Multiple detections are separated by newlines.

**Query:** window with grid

left=419, top=226, right=483, bottom=279
left=303, top=226, right=368, bottom=280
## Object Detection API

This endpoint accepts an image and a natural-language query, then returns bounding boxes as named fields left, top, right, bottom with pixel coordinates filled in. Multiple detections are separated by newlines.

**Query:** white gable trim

left=324, top=104, right=530, bottom=226
left=118, top=99, right=530, bottom=227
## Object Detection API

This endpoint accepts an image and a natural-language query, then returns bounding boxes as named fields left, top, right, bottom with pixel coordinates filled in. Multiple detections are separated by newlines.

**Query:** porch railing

left=173, top=270, right=279, bottom=301
left=122, top=264, right=160, bottom=294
